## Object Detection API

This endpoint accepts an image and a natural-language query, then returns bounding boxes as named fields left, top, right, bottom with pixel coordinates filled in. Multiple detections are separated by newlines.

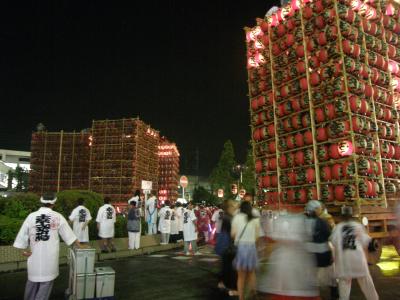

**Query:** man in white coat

left=145, top=191, right=158, bottom=235
left=183, top=202, right=200, bottom=255
left=96, top=197, right=117, bottom=253
left=175, top=202, right=185, bottom=242
left=330, top=206, right=378, bottom=300
left=158, top=200, right=172, bottom=244
left=14, top=193, right=80, bottom=300
left=69, top=198, right=92, bottom=243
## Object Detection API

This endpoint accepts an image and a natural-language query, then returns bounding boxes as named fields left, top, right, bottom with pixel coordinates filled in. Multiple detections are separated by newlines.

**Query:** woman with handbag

left=231, top=201, right=261, bottom=300
left=127, top=201, right=141, bottom=250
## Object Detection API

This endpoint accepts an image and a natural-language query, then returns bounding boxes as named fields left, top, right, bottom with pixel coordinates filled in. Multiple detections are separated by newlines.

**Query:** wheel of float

left=367, top=238, right=382, bottom=265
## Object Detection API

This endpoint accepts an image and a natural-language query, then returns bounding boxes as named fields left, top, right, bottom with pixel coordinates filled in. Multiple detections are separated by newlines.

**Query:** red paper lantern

left=306, top=168, right=316, bottom=183
left=295, top=151, right=305, bottom=166
left=334, top=185, right=345, bottom=201
left=329, top=143, right=341, bottom=159
left=332, top=164, right=342, bottom=180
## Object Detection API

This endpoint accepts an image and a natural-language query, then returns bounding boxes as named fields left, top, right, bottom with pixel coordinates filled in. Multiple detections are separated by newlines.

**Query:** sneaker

left=185, top=252, right=191, bottom=256
left=228, top=290, right=238, bottom=297
left=194, top=251, right=202, bottom=256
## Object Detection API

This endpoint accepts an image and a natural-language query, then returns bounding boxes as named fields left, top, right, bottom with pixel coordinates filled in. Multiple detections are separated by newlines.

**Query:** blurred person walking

left=127, top=201, right=141, bottom=250
left=305, top=201, right=338, bottom=300
left=198, top=205, right=211, bottom=243
left=330, top=206, right=378, bottom=300
left=258, top=212, right=320, bottom=299
left=69, top=198, right=92, bottom=243
left=211, top=204, right=224, bottom=240
left=215, top=200, right=238, bottom=297
left=14, top=193, right=81, bottom=300
left=158, top=200, right=172, bottom=245
left=96, top=197, right=117, bottom=253
left=231, top=201, right=261, bottom=300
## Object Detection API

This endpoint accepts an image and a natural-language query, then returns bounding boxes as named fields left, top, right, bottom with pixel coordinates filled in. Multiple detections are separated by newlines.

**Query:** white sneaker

left=185, top=252, right=191, bottom=256
left=194, top=251, right=202, bottom=256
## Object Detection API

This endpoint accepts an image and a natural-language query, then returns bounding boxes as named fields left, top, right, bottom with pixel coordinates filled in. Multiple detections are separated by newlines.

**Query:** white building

left=0, top=149, right=31, bottom=189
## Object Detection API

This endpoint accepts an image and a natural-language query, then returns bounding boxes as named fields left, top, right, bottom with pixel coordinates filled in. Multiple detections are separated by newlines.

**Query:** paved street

left=0, top=245, right=399, bottom=300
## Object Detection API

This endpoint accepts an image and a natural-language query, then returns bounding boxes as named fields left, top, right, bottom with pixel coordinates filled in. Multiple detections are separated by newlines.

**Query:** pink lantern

left=247, top=57, right=259, bottom=68
left=389, top=60, right=399, bottom=74
left=338, top=141, right=353, bottom=156
left=386, top=3, right=395, bottom=16
left=350, top=0, right=362, bottom=11
left=247, top=26, right=263, bottom=42
left=365, top=6, right=377, bottom=19
left=254, top=40, right=265, bottom=49
left=255, top=53, right=266, bottom=64
left=269, top=14, right=279, bottom=27
left=291, top=0, right=300, bottom=10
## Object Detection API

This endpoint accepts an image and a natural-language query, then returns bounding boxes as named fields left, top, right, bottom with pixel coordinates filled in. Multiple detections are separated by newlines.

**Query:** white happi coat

left=13, top=207, right=76, bottom=282
left=175, top=206, right=185, bottom=232
left=330, top=221, right=371, bottom=278
left=170, top=209, right=179, bottom=235
left=145, top=196, right=158, bottom=224
left=96, top=204, right=116, bottom=238
left=258, top=214, right=319, bottom=297
left=69, top=205, right=92, bottom=242
left=183, top=208, right=198, bottom=242
left=158, top=206, right=172, bottom=233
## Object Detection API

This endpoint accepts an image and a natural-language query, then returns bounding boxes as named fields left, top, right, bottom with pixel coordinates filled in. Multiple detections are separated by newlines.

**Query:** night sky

left=0, top=1, right=277, bottom=175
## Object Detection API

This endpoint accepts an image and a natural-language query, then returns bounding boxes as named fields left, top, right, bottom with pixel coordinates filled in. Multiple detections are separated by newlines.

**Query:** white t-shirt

left=331, top=221, right=371, bottom=278
left=145, top=196, right=158, bottom=224
left=231, top=213, right=260, bottom=245
left=211, top=209, right=224, bottom=233
left=183, top=208, right=197, bottom=242
left=128, top=196, right=140, bottom=206
left=13, top=207, right=76, bottom=282
left=158, top=206, right=172, bottom=233
left=176, top=206, right=185, bottom=232
left=96, top=204, right=116, bottom=238
left=69, top=205, right=92, bottom=242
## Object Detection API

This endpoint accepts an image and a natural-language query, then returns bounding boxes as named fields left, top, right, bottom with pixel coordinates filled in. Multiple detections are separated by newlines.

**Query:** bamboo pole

left=57, top=130, right=64, bottom=193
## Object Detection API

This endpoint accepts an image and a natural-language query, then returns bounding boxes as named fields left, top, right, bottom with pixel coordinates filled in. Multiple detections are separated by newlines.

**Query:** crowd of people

left=12, top=189, right=383, bottom=300
left=214, top=196, right=379, bottom=300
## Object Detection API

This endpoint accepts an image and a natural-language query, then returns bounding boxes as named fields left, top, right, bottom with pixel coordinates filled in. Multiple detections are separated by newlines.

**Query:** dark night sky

left=0, top=0, right=277, bottom=176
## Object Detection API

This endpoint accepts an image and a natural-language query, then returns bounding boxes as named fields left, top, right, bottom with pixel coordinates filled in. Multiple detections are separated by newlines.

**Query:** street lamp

left=232, top=164, right=248, bottom=185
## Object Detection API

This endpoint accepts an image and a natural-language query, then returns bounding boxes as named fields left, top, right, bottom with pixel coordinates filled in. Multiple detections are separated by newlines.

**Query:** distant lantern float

left=338, top=140, right=353, bottom=156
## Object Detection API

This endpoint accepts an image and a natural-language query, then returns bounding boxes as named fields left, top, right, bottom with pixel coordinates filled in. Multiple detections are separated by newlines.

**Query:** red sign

left=180, top=176, right=189, bottom=188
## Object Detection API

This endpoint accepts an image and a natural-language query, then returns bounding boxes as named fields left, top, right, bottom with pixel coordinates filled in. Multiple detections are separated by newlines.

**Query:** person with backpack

left=127, top=201, right=141, bottom=250
left=231, top=201, right=260, bottom=300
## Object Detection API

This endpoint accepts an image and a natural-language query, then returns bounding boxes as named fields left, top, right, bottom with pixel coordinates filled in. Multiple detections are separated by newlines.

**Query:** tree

left=209, top=140, right=236, bottom=198
left=14, top=166, right=29, bottom=192
left=192, top=186, right=219, bottom=206
left=242, top=148, right=256, bottom=195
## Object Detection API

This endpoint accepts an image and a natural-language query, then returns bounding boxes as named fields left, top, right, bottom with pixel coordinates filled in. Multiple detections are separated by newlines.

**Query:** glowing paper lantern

left=291, top=0, right=300, bottom=10
left=338, top=141, right=353, bottom=156
left=386, top=3, right=395, bottom=15
left=255, top=53, right=266, bottom=64
left=247, top=57, right=259, bottom=68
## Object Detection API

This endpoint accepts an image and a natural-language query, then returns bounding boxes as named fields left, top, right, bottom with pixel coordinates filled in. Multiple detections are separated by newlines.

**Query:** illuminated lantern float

left=246, top=0, right=400, bottom=216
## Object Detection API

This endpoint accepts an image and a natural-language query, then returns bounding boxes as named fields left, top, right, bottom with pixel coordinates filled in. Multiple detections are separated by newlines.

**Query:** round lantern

left=329, top=143, right=341, bottom=159
left=268, top=141, right=276, bottom=153
left=302, top=114, right=311, bottom=127
left=296, top=189, right=308, bottom=203
left=268, top=124, right=275, bottom=137
left=316, top=127, right=328, bottom=142
left=255, top=160, right=263, bottom=173
left=279, top=154, right=288, bottom=168
left=295, top=132, right=304, bottom=147
left=251, top=98, right=258, bottom=111
left=287, top=189, right=295, bottom=202
left=342, top=161, right=355, bottom=178
left=318, top=145, right=330, bottom=161
left=291, top=114, right=303, bottom=130
left=268, top=158, right=277, bottom=170
left=324, top=103, right=336, bottom=119
left=304, top=130, right=313, bottom=145
left=262, top=176, right=271, bottom=188
left=332, top=164, right=343, bottom=180
left=334, top=185, right=345, bottom=201
left=321, top=166, right=332, bottom=181
left=315, top=107, right=325, bottom=123
left=288, top=171, right=297, bottom=185
left=300, top=77, right=309, bottom=90
left=295, top=151, right=305, bottom=166
left=287, top=135, right=296, bottom=149
left=338, top=140, right=353, bottom=156
left=290, top=98, right=301, bottom=111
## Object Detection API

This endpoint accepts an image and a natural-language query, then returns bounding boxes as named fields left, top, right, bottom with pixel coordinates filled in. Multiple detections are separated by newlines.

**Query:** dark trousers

left=221, top=251, right=237, bottom=290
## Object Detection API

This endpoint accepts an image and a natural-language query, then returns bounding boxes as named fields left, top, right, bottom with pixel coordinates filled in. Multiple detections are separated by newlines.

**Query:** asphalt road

left=0, top=245, right=399, bottom=300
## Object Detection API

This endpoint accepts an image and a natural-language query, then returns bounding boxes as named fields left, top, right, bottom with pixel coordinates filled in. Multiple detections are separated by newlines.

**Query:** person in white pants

left=146, top=191, right=158, bottom=235
left=330, top=206, right=378, bottom=300
left=127, top=201, right=141, bottom=250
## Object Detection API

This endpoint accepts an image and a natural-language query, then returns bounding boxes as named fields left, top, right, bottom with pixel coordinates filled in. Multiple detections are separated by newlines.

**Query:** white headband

left=40, top=196, right=57, bottom=204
